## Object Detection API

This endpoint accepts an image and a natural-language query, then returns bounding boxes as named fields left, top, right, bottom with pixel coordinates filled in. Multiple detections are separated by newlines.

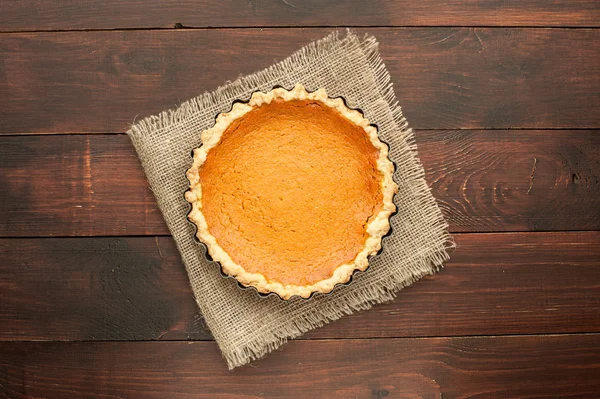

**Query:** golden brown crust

left=185, top=84, right=398, bottom=299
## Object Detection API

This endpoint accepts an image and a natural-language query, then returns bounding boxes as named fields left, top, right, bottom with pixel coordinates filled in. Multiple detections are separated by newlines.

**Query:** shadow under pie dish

left=185, top=84, right=398, bottom=299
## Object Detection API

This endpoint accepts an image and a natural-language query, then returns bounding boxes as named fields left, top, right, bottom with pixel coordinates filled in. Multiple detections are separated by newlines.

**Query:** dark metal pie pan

left=184, top=85, right=398, bottom=301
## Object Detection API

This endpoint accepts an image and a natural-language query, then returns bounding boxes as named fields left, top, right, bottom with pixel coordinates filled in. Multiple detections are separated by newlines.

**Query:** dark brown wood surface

left=1, top=0, right=599, bottom=31
left=1, top=232, right=599, bottom=341
left=1, top=28, right=599, bottom=134
left=2, top=131, right=598, bottom=236
left=2, top=335, right=600, bottom=398
left=1, top=1, right=599, bottom=397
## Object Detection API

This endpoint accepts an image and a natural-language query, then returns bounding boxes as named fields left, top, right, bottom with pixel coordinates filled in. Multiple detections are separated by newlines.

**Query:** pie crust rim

left=185, top=84, right=398, bottom=299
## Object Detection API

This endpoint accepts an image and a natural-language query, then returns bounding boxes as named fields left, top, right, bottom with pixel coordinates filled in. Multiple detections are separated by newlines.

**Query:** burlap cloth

left=127, top=31, right=453, bottom=369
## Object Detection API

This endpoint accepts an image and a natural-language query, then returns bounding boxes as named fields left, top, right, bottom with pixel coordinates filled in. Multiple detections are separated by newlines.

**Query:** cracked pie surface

left=185, top=84, right=398, bottom=299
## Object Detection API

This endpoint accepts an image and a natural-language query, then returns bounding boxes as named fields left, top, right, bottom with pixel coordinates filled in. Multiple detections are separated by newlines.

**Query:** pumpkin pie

left=185, top=84, right=397, bottom=299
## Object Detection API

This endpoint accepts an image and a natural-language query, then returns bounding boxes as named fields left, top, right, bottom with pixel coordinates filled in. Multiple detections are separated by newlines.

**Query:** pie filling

left=199, top=99, right=384, bottom=286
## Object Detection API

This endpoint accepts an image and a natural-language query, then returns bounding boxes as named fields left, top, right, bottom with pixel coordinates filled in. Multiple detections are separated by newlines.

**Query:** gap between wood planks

left=1, top=25, right=599, bottom=34
left=2, top=332, right=600, bottom=344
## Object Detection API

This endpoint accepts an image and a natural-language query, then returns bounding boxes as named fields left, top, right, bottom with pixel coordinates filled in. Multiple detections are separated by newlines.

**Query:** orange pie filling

left=186, top=85, right=397, bottom=298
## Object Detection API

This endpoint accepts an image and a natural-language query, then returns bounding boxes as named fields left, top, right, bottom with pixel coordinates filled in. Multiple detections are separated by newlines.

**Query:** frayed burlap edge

left=128, top=30, right=454, bottom=369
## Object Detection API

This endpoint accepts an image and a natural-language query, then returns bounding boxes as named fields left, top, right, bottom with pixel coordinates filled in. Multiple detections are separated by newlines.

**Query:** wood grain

left=1, top=28, right=599, bottom=134
left=2, top=131, right=598, bottom=237
left=1, top=0, right=599, bottom=32
left=1, top=232, right=599, bottom=341
left=419, top=130, right=600, bottom=232
left=1, top=335, right=599, bottom=398
left=0, top=135, right=167, bottom=237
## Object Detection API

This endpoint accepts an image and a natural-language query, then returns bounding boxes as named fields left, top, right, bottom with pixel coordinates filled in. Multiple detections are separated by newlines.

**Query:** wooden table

left=1, top=1, right=599, bottom=397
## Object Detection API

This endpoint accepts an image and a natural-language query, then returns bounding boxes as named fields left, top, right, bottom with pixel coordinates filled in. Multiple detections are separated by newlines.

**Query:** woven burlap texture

left=127, top=30, right=453, bottom=369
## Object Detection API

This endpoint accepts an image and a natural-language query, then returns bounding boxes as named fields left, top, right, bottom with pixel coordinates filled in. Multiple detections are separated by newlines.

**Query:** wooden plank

left=1, top=335, right=599, bottom=398
left=418, top=129, right=600, bottom=232
left=1, top=0, right=599, bottom=32
left=1, top=28, right=599, bottom=134
left=2, top=131, right=598, bottom=237
left=1, top=232, right=599, bottom=341
left=0, top=135, right=168, bottom=237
